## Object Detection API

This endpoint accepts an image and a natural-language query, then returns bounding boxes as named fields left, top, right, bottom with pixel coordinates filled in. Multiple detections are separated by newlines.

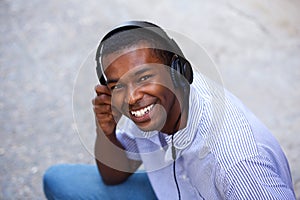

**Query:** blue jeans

left=43, top=164, right=157, bottom=200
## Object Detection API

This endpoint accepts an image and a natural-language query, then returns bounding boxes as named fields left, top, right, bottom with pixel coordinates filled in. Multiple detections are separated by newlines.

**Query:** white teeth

left=131, top=104, right=154, bottom=117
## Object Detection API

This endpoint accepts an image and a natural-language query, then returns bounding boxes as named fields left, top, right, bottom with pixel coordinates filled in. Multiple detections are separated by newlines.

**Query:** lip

left=129, top=103, right=155, bottom=123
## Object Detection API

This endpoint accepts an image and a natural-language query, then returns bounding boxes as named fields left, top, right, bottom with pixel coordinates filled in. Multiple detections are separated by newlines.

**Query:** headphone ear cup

left=183, top=61, right=193, bottom=84
left=171, top=55, right=193, bottom=87
left=170, top=55, right=181, bottom=88
left=96, top=65, right=107, bottom=85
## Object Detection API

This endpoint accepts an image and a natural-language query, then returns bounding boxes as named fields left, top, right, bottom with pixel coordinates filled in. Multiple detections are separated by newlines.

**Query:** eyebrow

left=106, top=79, right=119, bottom=85
left=134, top=66, right=153, bottom=76
left=106, top=66, right=154, bottom=84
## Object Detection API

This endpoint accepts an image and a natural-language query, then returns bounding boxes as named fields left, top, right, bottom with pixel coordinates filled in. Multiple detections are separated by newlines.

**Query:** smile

left=130, top=104, right=154, bottom=118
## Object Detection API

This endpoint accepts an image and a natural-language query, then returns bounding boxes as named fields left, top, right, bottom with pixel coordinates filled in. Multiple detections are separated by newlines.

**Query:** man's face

left=103, top=43, right=180, bottom=133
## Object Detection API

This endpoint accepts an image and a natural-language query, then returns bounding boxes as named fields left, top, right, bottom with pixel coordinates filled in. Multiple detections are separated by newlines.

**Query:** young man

left=43, top=21, right=295, bottom=199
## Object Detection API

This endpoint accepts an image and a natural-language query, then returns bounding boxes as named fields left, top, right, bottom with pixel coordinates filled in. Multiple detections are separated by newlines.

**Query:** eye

left=110, top=83, right=125, bottom=91
left=139, top=75, right=152, bottom=82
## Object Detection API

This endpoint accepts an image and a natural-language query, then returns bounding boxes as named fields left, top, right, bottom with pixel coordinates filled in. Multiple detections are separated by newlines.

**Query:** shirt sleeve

left=225, top=155, right=296, bottom=200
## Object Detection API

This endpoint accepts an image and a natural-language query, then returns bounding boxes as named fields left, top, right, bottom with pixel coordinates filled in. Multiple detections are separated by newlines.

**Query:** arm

left=93, top=84, right=141, bottom=185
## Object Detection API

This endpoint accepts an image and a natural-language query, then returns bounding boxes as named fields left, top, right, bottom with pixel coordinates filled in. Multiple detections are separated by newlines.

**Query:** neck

left=172, top=112, right=182, bottom=133
left=163, top=89, right=189, bottom=135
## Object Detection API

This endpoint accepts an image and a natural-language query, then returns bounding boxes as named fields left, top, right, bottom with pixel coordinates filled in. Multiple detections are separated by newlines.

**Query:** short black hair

left=100, top=28, right=182, bottom=66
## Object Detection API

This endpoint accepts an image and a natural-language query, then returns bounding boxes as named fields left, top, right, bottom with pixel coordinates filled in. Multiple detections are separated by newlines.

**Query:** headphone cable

left=172, top=134, right=181, bottom=200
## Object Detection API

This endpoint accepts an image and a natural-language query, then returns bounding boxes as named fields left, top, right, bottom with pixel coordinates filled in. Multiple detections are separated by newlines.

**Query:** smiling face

left=102, top=42, right=183, bottom=133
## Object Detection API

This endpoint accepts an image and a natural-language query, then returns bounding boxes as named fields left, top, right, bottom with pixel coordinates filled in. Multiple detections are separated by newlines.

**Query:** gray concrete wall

left=1, top=0, right=299, bottom=199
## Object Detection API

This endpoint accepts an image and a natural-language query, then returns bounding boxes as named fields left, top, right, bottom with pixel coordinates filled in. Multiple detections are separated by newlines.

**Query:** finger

left=95, top=84, right=111, bottom=96
left=93, top=104, right=112, bottom=114
left=92, top=94, right=111, bottom=106
left=96, top=113, right=117, bottom=125
left=96, top=112, right=113, bottom=120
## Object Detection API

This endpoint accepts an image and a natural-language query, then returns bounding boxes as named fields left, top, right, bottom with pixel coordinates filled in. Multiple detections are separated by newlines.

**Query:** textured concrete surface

left=1, top=0, right=299, bottom=199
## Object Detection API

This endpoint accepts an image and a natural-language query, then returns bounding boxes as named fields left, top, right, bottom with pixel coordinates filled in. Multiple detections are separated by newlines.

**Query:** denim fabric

left=43, top=164, right=157, bottom=200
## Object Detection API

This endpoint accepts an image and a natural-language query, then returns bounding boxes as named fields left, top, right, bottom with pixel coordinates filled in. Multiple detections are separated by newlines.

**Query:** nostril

left=126, top=86, right=143, bottom=105
left=127, top=94, right=142, bottom=106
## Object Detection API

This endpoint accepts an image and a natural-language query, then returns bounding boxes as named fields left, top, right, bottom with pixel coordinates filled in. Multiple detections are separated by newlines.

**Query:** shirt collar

left=163, top=86, right=204, bottom=150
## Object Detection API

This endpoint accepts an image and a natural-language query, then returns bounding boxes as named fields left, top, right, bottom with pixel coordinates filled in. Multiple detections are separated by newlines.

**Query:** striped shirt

left=116, top=72, right=295, bottom=199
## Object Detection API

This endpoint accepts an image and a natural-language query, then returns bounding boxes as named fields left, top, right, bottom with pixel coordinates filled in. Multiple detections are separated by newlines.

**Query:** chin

left=135, top=120, right=165, bottom=133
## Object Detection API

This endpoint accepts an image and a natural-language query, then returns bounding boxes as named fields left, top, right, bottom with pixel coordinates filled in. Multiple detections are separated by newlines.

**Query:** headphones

left=95, top=21, right=193, bottom=88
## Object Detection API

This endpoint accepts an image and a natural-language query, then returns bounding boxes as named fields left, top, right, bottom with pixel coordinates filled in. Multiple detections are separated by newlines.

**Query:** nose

left=125, top=84, right=143, bottom=105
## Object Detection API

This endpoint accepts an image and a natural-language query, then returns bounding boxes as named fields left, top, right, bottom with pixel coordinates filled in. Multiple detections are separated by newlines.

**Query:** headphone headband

left=96, top=21, right=193, bottom=85
left=97, top=21, right=185, bottom=60
left=101, top=21, right=166, bottom=43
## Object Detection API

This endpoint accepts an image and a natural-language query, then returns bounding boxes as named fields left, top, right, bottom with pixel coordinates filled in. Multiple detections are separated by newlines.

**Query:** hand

left=92, top=84, right=121, bottom=136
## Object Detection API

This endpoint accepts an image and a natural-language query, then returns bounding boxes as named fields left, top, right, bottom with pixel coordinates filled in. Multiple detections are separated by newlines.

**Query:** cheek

left=111, top=94, right=124, bottom=110
left=146, top=84, right=175, bottom=102
left=145, top=74, right=175, bottom=95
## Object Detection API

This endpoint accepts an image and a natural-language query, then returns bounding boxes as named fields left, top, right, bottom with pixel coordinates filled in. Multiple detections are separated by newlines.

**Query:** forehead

left=102, top=42, right=163, bottom=75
